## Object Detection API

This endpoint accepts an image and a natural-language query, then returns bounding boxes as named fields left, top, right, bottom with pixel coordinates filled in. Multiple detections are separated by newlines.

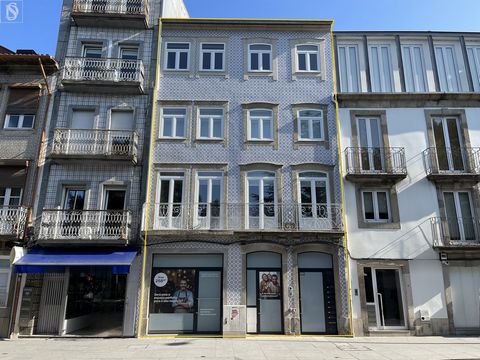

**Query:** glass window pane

left=164, top=108, right=186, bottom=116
left=7, top=115, right=19, bottom=128
left=370, top=47, right=382, bottom=91
left=250, top=53, right=259, bottom=70
left=10, top=188, right=21, bottom=197
left=213, top=119, right=222, bottom=138
left=413, top=47, right=426, bottom=92
left=167, top=43, right=189, bottom=50
left=173, top=180, right=183, bottom=203
left=248, top=180, right=260, bottom=209
left=250, top=44, right=270, bottom=51
left=349, top=47, right=359, bottom=92
left=167, top=52, right=176, bottom=69
left=200, top=108, right=223, bottom=116
left=22, top=115, right=34, bottom=128
left=339, top=47, right=348, bottom=91
left=377, top=192, right=389, bottom=220
left=175, top=118, right=185, bottom=137
left=202, top=44, right=224, bottom=50
left=299, top=172, right=326, bottom=178
left=250, top=119, right=260, bottom=139
left=263, top=180, right=275, bottom=203
left=262, top=119, right=271, bottom=139
left=200, top=118, right=209, bottom=137
left=160, top=180, right=170, bottom=203
left=214, top=53, right=223, bottom=70
left=162, top=117, right=173, bottom=137
left=312, top=120, right=322, bottom=139
left=202, top=52, right=211, bottom=70
left=250, top=109, right=272, bottom=117
left=298, top=53, right=307, bottom=71
left=198, top=180, right=208, bottom=203
left=363, top=192, right=374, bottom=220
left=248, top=171, right=274, bottom=178
left=381, top=46, right=393, bottom=91
left=309, top=53, right=318, bottom=71
left=403, top=47, right=414, bottom=92
left=300, top=119, right=309, bottom=139
left=299, top=110, right=322, bottom=117
left=179, top=52, right=188, bottom=69
left=262, top=53, right=271, bottom=70
left=315, top=181, right=327, bottom=204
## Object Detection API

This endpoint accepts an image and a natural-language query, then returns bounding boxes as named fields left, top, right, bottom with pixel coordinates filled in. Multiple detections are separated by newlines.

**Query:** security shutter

left=6, top=88, right=40, bottom=115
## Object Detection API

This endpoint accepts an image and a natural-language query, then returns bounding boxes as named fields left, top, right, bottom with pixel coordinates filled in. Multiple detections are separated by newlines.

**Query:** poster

left=258, top=271, right=281, bottom=299
left=150, top=269, right=196, bottom=314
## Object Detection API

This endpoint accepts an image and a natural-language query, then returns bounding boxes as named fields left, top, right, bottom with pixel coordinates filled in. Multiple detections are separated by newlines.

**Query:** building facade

left=139, top=18, right=350, bottom=336
left=335, top=31, right=480, bottom=335
left=10, top=0, right=188, bottom=337
left=0, top=46, right=58, bottom=337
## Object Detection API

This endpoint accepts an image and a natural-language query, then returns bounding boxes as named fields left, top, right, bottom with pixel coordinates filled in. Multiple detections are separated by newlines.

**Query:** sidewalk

left=1, top=336, right=480, bottom=359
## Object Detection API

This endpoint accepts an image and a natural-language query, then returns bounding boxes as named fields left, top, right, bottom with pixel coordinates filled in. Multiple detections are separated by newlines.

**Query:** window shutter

left=0, top=166, right=27, bottom=187
left=6, top=87, right=40, bottom=114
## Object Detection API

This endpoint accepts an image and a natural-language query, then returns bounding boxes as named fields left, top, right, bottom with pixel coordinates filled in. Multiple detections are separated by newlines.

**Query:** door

left=196, top=270, right=222, bottom=333
left=38, top=273, right=67, bottom=335
left=366, top=268, right=406, bottom=330
left=357, top=117, right=384, bottom=172
left=69, top=110, right=95, bottom=154
left=246, top=171, right=277, bottom=230
left=109, top=110, right=134, bottom=156
left=120, top=47, right=138, bottom=81
left=62, top=189, right=85, bottom=237
left=82, top=45, right=102, bottom=80
left=450, top=266, right=480, bottom=329
left=432, top=117, right=464, bottom=172
left=299, top=271, right=325, bottom=333
left=196, top=172, right=223, bottom=230
left=298, top=172, right=330, bottom=230
left=0, top=187, right=22, bottom=234
left=443, top=191, right=476, bottom=241
left=157, top=173, right=184, bottom=229
left=103, top=189, right=126, bottom=238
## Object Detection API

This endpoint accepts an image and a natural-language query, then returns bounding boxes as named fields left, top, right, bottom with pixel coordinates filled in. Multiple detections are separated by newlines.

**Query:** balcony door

left=195, top=172, right=223, bottom=230
left=68, top=109, right=95, bottom=155
left=298, top=172, right=330, bottom=230
left=91, top=0, right=107, bottom=13
left=443, top=191, right=476, bottom=242
left=246, top=171, right=277, bottom=230
left=120, top=47, right=139, bottom=81
left=0, top=187, right=22, bottom=234
left=109, top=110, right=134, bottom=156
left=62, top=189, right=86, bottom=237
left=357, top=117, right=384, bottom=172
left=157, top=172, right=184, bottom=229
left=432, top=117, right=464, bottom=172
left=82, top=45, right=103, bottom=80
left=103, top=189, right=126, bottom=238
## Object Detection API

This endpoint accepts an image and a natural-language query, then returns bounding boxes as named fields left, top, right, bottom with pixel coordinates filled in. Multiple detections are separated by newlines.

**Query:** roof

left=0, top=46, right=59, bottom=75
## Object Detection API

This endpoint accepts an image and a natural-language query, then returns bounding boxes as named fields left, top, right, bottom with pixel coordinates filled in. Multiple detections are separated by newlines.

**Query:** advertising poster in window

left=150, top=269, right=196, bottom=314
left=258, top=271, right=281, bottom=299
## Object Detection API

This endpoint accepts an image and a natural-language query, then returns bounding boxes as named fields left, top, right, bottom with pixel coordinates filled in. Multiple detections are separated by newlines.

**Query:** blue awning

left=14, top=249, right=138, bottom=274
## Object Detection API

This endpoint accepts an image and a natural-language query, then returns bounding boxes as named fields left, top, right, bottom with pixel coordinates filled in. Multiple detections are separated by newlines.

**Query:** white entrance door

left=450, top=266, right=480, bottom=328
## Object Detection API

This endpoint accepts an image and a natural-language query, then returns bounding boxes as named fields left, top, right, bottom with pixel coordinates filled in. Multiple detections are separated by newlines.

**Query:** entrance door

left=103, top=189, right=126, bottom=238
left=432, top=117, right=464, bottom=172
left=443, top=191, right=476, bottom=242
left=357, top=117, right=384, bottom=172
left=450, top=266, right=480, bottom=329
left=196, top=270, right=222, bottom=333
left=365, top=267, right=406, bottom=330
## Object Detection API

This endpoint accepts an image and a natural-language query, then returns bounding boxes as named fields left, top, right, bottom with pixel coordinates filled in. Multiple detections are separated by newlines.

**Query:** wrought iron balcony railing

left=143, top=203, right=343, bottom=232
left=0, top=206, right=28, bottom=238
left=39, top=209, right=132, bottom=242
left=62, top=57, right=144, bottom=84
left=344, top=147, right=407, bottom=177
left=51, top=129, right=138, bottom=161
left=423, top=147, right=480, bottom=177
left=72, top=0, right=149, bottom=16
left=431, top=217, right=480, bottom=247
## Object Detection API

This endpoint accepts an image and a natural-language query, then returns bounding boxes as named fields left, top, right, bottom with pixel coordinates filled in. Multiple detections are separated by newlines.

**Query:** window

left=369, top=45, right=394, bottom=92
left=4, top=114, right=35, bottom=129
left=82, top=45, right=102, bottom=58
left=63, top=189, right=85, bottom=210
left=402, top=45, right=427, bottom=92
left=466, top=45, right=480, bottom=91
left=200, top=43, right=225, bottom=71
left=198, top=108, right=223, bottom=139
left=432, top=116, right=464, bottom=171
left=0, top=258, right=10, bottom=307
left=71, top=109, right=95, bottom=129
left=443, top=191, right=475, bottom=241
left=157, top=172, right=184, bottom=229
left=298, top=109, right=323, bottom=141
left=356, top=117, right=384, bottom=171
left=161, top=108, right=186, bottom=139
left=246, top=171, right=277, bottom=229
left=248, top=109, right=273, bottom=141
left=296, top=44, right=320, bottom=72
left=362, top=190, right=390, bottom=222
left=435, top=45, right=460, bottom=92
left=248, top=44, right=272, bottom=72
left=196, top=172, right=223, bottom=229
left=298, top=172, right=329, bottom=219
left=0, top=187, right=22, bottom=206
left=338, top=44, right=360, bottom=92
left=164, top=43, right=190, bottom=70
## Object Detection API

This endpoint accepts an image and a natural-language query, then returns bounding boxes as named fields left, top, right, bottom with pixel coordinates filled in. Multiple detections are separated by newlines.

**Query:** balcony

left=62, top=57, right=145, bottom=94
left=431, top=217, right=480, bottom=248
left=143, top=203, right=343, bottom=234
left=71, top=0, right=149, bottom=28
left=0, top=206, right=28, bottom=239
left=39, top=209, right=132, bottom=244
left=423, top=147, right=480, bottom=182
left=51, top=129, right=138, bottom=163
left=344, top=147, right=407, bottom=183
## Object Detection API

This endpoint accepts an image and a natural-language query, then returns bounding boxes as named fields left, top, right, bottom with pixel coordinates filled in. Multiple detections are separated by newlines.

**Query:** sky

left=0, top=0, right=479, bottom=55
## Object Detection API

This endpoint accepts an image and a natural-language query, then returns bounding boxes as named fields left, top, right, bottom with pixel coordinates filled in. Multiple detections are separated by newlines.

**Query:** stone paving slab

left=0, top=337, right=480, bottom=360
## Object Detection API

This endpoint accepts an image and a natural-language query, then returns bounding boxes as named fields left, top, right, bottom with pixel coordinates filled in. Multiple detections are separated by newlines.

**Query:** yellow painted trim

left=160, top=17, right=334, bottom=22
left=329, top=22, right=354, bottom=336
left=137, top=18, right=163, bottom=339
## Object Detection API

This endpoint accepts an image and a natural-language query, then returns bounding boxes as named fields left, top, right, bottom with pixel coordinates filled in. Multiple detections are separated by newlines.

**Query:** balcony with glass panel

left=71, top=0, right=149, bottom=28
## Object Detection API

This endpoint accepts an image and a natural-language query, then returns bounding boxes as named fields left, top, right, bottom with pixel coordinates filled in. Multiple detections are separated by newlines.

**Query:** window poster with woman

left=150, top=269, right=196, bottom=314
left=259, top=271, right=281, bottom=299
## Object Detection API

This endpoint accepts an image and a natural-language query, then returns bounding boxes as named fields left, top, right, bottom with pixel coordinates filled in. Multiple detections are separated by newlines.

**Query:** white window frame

left=0, top=187, right=22, bottom=207
left=0, top=256, right=11, bottom=308
left=443, top=190, right=476, bottom=241
left=4, top=114, right=35, bottom=129
left=247, top=109, right=273, bottom=141
left=164, top=42, right=190, bottom=71
left=297, top=109, right=323, bottom=141
left=297, top=172, right=330, bottom=221
left=197, top=108, right=224, bottom=140
left=248, top=43, right=272, bottom=72
left=156, top=172, right=185, bottom=229
left=435, top=44, right=461, bottom=92
left=361, top=189, right=391, bottom=223
left=200, top=43, right=225, bottom=72
left=295, top=44, right=320, bottom=72
left=369, top=44, right=394, bottom=92
left=401, top=44, right=428, bottom=92
left=466, top=45, right=480, bottom=91
left=245, top=171, right=277, bottom=230
left=338, top=44, right=361, bottom=92
left=195, top=172, right=224, bottom=229
left=160, top=107, right=187, bottom=139
left=82, top=44, right=102, bottom=58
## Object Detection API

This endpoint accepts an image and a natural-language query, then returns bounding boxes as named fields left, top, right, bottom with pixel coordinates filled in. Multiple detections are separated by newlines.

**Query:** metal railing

left=145, top=203, right=343, bottom=232
left=39, top=209, right=132, bottom=241
left=344, top=147, right=406, bottom=175
left=52, top=129, right=138, bottom=159
left=423, top=147, right=480, bottom=175
left=0, top=206, right=28, bottom=238
left=431, top=217, right=480, bottom=247
left=72, top=0, right=148, bottom=16
left=63, top=57, right=144, bottom=84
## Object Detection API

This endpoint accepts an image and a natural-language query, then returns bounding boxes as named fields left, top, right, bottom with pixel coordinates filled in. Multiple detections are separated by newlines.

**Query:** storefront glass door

left=196, top=270, right=222, bottom=332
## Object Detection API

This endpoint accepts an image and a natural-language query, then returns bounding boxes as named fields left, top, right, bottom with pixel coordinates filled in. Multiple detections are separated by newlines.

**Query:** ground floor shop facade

left=138, top=239, right=350, bottom=337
